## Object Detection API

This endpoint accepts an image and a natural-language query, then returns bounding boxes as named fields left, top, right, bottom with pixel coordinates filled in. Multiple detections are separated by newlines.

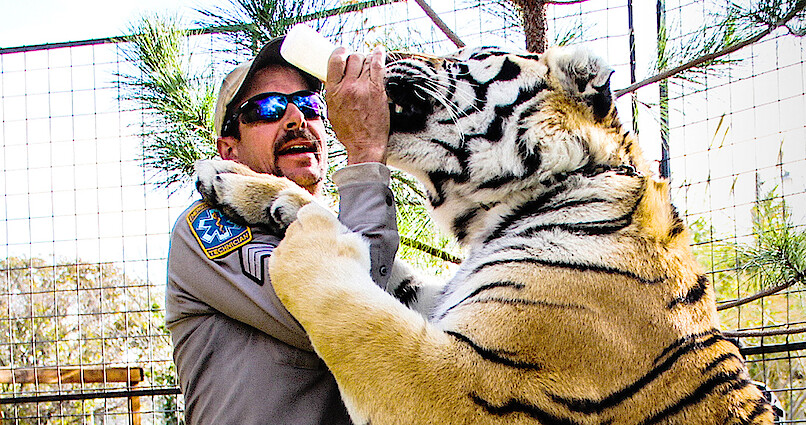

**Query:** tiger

left=195, top=45, right=774, bottom=424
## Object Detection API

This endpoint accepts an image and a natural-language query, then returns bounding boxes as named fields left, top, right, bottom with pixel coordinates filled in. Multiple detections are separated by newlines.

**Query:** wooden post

left=0, top=367, right=143, bottom=424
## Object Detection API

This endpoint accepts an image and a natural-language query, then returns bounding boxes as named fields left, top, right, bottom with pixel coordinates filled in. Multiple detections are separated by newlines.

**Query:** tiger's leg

left=269, top=204, right=490, bottom=425
left=386, top=258, right=445, bottom=317
left=195, top=159, right=314, bottom=234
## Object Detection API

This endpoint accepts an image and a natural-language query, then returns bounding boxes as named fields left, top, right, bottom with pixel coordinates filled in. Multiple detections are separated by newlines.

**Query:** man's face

left=218, top=65, right=328, bottom=195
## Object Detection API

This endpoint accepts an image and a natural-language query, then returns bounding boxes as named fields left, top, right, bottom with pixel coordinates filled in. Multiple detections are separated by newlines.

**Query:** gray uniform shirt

left=166, top=163, right=398, bottom=425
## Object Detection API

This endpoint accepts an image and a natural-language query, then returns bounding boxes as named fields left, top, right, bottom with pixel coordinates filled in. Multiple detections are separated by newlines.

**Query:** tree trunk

left=512, top=0, right=548, bottom=53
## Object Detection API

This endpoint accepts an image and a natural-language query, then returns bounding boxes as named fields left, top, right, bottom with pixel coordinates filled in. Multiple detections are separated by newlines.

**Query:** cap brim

left=230, top=36, right=323, bottom=106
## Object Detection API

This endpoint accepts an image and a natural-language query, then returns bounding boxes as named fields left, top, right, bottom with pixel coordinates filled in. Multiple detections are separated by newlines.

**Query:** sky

left=0, top=0, right=220, bottom=48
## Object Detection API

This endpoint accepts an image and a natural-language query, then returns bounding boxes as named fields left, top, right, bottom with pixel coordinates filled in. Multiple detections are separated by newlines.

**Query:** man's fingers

left=326, top=47, right=349, bottom=87
left=343, top=53, right=366, bottom=80
left=368, top=45, right=386, bottom=86
left=327, top=47, right=386, bottom=88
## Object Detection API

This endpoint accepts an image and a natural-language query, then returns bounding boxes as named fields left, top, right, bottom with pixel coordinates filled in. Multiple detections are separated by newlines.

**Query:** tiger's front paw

left=194, top=159, right=314, bottom=234
left=269, top=203, right=371, bottom=310
left=195, top=159, right=258, bottom=205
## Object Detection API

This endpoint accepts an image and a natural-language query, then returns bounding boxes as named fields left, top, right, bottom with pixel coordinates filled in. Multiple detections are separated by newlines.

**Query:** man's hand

left=325, top=46, right=390, bottom=165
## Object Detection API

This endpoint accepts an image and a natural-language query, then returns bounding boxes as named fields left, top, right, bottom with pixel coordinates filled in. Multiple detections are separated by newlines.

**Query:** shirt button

left=379, top=265, right=388, bottom=276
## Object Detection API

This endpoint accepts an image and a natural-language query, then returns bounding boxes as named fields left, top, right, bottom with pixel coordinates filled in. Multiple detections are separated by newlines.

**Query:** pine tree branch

left=723, top=326, right=806, bottom=338
left=614, top=0, right=806, bottom=98
left=717, top=269, right=805, bottom=311
left=400, top=236, right=462, bottom=264
left=412, top=0, right=466, bottom=48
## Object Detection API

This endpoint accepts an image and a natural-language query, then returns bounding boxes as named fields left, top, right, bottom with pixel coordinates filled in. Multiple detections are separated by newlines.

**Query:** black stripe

left=515, top=97, right=546, bottom=173
left=478, top=173, right=519, bottom=189
left=550, top=331, right=725, bottom=414
left=483, top=112, right=505, bottom=141
left=471, top=297, right=587, bottom=311
left=742, top=398, right=773, bottom=424
left=470, top=393, right=582, bottom=425
left=473, top=82, right=547, bottom=143
left=452, top=207, right=481, bottom=243
left=515, top=52, right=542, bottom=61
left=464, top=103, right=509, bottom=142
left=430, top=138, right=471, bottom=168
left=468, top=74, right=490, bottom=112
left=668, top=206, right=686, bottom=238
left=464, top=72, right=548, bottom=145
left=446, top=331, right=542, bottom=370
left=509, top=180, right=644, bottom=240
left=471, top=257, right=664, bottom=285
left=442, top=64, right=459, bottom=109
left=485, top=183, right=567, bottom=243
left=637, top=371, right=750, bottom=425
left=704, top=352, right=743, bottom=373
left=441, top=281, right=525, bottom=317
left=393, top=278, right=418, bottom=307
left=536, top=197, right=611, bottom=214
left=514, top=213, right=633, bottom=239
left=491, top=244, right=531, bottom=254
left=397, top=61, right=434, bottom=78
left=468, top=49, right=511, bottom=61
left=426, top=170, right=465, bottom=207
left=653, top=329, right=720, bottom=364
left=667, top=275, right=709, bottom=309
left=493, top=57, right=521, bottom=81
left=423, top=138, right=471, bottom=208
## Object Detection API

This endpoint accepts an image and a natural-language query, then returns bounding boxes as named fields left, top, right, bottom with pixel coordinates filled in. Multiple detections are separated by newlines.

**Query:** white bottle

left=281, top=24, right=339, bottom=82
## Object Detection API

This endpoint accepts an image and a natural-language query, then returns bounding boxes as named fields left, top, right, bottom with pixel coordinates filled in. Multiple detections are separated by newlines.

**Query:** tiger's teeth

left=395, top=104, right=404, bottom=114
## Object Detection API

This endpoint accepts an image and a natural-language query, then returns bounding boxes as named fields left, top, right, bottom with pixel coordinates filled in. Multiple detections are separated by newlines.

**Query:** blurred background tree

left=0, top=257, right=177, bottom=423
left=690, top=180, right=806, bottom=418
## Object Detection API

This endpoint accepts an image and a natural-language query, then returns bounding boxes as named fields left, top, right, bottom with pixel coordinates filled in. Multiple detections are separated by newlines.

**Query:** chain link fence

left=2, top=0, right=804, bottom=422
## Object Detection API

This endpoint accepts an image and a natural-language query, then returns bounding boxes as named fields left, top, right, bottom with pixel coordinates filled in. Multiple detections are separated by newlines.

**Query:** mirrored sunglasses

left=225, top=90, right=325, bottom=135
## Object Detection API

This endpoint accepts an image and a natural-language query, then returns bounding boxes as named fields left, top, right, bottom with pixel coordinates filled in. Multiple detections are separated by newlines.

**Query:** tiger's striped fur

left=200, top=45, right=774, bottom=424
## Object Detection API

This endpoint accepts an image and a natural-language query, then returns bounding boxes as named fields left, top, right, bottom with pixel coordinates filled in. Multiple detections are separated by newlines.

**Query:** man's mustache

left=275, top=128, right=321, bottom=153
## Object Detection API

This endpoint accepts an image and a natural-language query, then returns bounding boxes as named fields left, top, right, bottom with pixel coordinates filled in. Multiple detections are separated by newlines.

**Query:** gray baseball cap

left=214, top=36, right=324, bottom=137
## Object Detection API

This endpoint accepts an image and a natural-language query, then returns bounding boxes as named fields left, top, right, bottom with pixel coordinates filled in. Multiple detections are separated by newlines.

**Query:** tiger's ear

left=543, top=46, right=615, bottom=119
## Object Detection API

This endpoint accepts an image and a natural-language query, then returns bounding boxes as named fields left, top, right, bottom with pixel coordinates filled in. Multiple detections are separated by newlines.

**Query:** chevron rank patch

left=240, top=243, right=276, bottom=285
left=187, top=203, right=252, bottom=259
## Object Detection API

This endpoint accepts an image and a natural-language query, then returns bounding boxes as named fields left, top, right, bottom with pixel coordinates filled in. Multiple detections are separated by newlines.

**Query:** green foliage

left=119, top=15, right=218, bottom=192
left=390, top=170, right=462, bottom=271
left=737, top=190, right=806, bottom=291
left=693, top=189, right=806, bottom=300
left=552, top=20, right=588, bottom=47
left=690, top=190, right=806, bottom=418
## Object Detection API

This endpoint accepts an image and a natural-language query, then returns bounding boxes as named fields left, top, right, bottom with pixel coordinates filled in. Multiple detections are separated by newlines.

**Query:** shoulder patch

left=186, top=203, right=252, bottom=259
left=239, top=243, right=276, bottom=285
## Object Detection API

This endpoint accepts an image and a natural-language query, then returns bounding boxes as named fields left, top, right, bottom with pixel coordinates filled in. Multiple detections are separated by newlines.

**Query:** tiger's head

left=385, top=46, right=653, bottom=245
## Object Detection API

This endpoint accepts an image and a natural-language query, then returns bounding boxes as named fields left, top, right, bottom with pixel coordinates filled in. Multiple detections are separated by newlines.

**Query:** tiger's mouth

left=386, top=78, right=433, bottom=134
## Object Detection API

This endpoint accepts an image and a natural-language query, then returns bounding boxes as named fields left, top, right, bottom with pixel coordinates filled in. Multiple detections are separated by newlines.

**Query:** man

left=165, top=35, right=396, bottom=424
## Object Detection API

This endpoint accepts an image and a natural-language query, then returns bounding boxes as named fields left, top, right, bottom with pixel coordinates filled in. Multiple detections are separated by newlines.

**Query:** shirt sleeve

left=166, top=202, right=314, bottom=351
left=332, top=163, right=399, bottom=290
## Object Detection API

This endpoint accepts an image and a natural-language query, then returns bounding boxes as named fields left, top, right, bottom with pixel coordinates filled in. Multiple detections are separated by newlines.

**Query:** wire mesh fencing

left=1, top=0, right=804, bottom=423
